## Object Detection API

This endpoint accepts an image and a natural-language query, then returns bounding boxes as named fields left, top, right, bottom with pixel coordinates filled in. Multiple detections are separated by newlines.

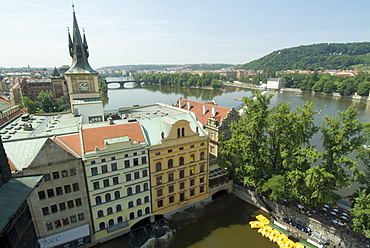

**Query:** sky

left=1, top=0, right=370, bottom=69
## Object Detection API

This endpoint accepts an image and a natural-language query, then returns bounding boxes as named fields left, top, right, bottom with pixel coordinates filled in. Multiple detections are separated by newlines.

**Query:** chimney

left=203, top=105, right=206, bottom=115
left=179, top=100, right=182, bottom=109
left=187, top=101, right=190, bottom=110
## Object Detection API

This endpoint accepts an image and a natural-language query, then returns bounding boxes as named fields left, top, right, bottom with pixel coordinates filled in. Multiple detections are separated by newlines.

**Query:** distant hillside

left=238, top=42, right=370, bottom=71
left=98, top=63, right=235, bottom=72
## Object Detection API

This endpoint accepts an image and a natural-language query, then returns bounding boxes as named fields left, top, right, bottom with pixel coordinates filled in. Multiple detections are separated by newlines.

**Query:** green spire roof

left=66, top=6, right=97, bottom=74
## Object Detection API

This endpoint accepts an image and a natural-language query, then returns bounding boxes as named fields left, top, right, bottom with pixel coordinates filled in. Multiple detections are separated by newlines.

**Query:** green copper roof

left=66, top=7, right=97, bottom=74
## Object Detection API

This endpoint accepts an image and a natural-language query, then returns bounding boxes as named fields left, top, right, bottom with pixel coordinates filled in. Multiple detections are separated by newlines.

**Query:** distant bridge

left=105, top=77, right=139, bottom=87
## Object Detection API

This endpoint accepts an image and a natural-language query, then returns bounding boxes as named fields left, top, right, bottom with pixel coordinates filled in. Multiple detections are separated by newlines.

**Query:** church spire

left=66, top=5, right=97, bottom=74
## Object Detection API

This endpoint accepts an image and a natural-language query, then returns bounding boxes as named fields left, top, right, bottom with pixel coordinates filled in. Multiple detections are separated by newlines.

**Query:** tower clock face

left=78, top=82, right=89, bottom=91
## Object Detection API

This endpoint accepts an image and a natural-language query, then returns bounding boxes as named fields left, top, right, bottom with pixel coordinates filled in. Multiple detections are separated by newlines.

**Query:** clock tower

left=65, top=5, right=104, bottom=123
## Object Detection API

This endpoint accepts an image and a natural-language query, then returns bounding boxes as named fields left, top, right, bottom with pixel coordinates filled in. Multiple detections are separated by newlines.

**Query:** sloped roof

left=175, top=99, right=231, bottom=125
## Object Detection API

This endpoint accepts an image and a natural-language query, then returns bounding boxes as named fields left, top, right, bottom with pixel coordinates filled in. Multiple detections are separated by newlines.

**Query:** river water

left=98, top=84, right=370, bottom=248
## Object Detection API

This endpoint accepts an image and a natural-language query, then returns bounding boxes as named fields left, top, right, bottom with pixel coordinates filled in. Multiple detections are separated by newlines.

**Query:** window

left=200, top=176, right=205, bottom=183
left=157, top=189, right=163, bottom=197
left=78, top=213, right=85, bottom=221
left=135, top=185, right=141, bottom=194
left=190, top=179, right=195, bottom=186
left=61, top=170, right=68, bottom=178
left=70, top=168, right=77, bottom=176
left=124, top=154, right=129, bottom=158
left=145, top=207, right=150, bottom=214
left=59, top=202, right=66, bottom=211
left=155, top=152, right=161, bottom=155
left=116, top=204, right=122, bottom=212
left=54, top=220, right=61, bottom=228
left=75, top=198, right=82, bottom=207
left=142, top=169, right=148, bottom=177
left=47, top=189, right=55, bottom=198
left=95, top=196, right=102, bottom=205
left=179, top=157, right=184, bottom=165
left=168, top=185, right=174, bottom=193
left=101, top=158, right=106, bottom=163
left=105, top=193, right=111, bottom=202
left=99, top=222, right=106, bottom=230
left=101, top=165, right=108, bottom=173
left=134, top=171, right=140, bottom=179
left=168, top=149, right=172, bottom=153
left=169, top=196, right=174, bottom=203
left=157, top=200, right=163, bottom=208
left=98, top=210, right=104, bottom=218
left=189, top=166, right=195, bottom=175
left=52, top=172, right=60, bottom=179
left=73, top=183, right=79, bottom=191
left=129, top=212, right=135, bottom=220
left=133, top=152, right=137, bottom=156
left=91, top=167, right=98, bottom=176
left=117, top=216, right=123, bottom=223
left=44, top=173, right=51, bottom=181
left=103, top=179, right=110, bottom=187
left=200, top=164, right=205, bottom=173
left=179, top=170, right=185, bottom=179
left=38, top=191, right=46, bottom=200
left=180, top=192, right=185, bottom=202
left=127, top=187, right=133, bottom=196
left=108, top=219, right=114, bottom=226
left=111, top=163, right=117, bottom=171
left=200, top=186, right=204, bottom=193
left=62, top=217, right=69, bottom=226
left=70, top=215, right=77, bottom=223
left=190, top=144, right=194, bottom=148
left=180, top=182, right=185, bottom=190
left=156, top=162, right=162, bottom=172
left=51, top=204, right=58, bottom=213
left=179, top=147, right=184, bottom=151
left=46, top=222, right=53, bottom=231
left=107, top=207, right=113, bottom=215
left=177, top=128, right=181, bottom=138
left=64, top=185, right=72, bottom=193
left=124, top=160, right=130, bottom=168
left=111, top=156, right=116, bottom=161
left=200, top=152, right=205, bottom=160
left=156, top=176, right=162, bottom=185
left=137, top=210, right=143, bottom=217
left=133, top=158, right=139, bottom=166
left=67, top=200, right=74, bottom=209
left=141, top=157, right=147, bottom=164
left=181, top=127, right=185, bottom=137
left=91, top=160, right=96, bottom=165
left=190, top=189, right=195, bottom=196
left=128, top=201, right=134, bottom=208
left=168, top=173, right=174, bottom=182
left=200, top=142, right=204, bottom=146
left=42, top=207, right=50, bottom=216
left=113, top=177, right=119, bottom=185
left=137, top=198, right=142, bottom=205
left=144, top=183, right=149, bottom=191
left=168, top=159, right=173, bottom=168
left=126, top=174, right=131, bottom=182
left=115, top=191, right=120, bottom=199
left=144, top=196, right=150, bottom=203
left=190, top=154, right=195, bottom=163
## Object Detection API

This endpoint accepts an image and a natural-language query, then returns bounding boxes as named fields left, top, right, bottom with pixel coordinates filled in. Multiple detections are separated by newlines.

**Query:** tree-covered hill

left=238, top=42, right=370, bottom=71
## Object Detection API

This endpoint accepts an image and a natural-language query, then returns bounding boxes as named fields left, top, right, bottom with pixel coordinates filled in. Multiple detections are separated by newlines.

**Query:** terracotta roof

left=56, top=122, right=146, bottom=155
left=175, top=99, right=231, bottom=125
left=7, top=158, right=17, bottom=172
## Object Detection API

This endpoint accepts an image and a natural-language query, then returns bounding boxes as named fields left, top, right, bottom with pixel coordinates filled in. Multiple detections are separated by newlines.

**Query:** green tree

left=351, top=189, right=370, bottom=234
left=20, top=97, right=37, bottom=114
left=37, top=91, right=57, bottom=113
left=357, top=81, right=370, bottom=96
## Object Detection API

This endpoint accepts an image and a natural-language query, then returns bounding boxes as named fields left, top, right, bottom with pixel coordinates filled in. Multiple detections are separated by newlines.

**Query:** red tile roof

left=175, top=99, right=231, bottom=125
left=56, top=122, right=146, bottom=155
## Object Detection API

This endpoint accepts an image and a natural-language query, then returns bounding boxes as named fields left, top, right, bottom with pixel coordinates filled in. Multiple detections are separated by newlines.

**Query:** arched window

left=128, top=201, right=133, bottom=208
left=144, top=183, right=149, bottom=191
left=129, top=212, right=135, bottom=220
left=136, top=198, right=142, bottom=205
left=99, top=222, right=106, bottom=230
left=190, top=154, right=195, bottom=163
left=135, top=185, right=141, bottom=194
left=105, top=193, right=111, bottom=202
left=117, top=216, right=123, bottom=223
left=97, top=210, right=104, bottom=218
left=107, top=207, right=113, bottom=215
left=127, top=187, right=132, bottom=196
left=179, top=157, right=184, bottom=165
left=144, top=196, right=150, bottom=203
left=137, top=209, right=143, bottom=217
left=114, top=191, right=120, bottom=199
left=95, top=196, right=102, bottom=205
left=181, top=127, right=185, bottom=137
left=145, top=207, right=150, bottom=215
left=200, top=152, right=205, bottom=160
left=116, top=204, right=122, bottom=212
left=108, top=219, right=114, bottom=227
left=177, top=128, right=180, bottom=138
left=168, top=159, right=173, bottom=168
left=156, top=162, right=162, bottom=172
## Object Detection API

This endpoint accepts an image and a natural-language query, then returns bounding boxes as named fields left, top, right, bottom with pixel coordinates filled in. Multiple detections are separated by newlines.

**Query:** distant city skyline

left=1, top=0, right=370, bottom=69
